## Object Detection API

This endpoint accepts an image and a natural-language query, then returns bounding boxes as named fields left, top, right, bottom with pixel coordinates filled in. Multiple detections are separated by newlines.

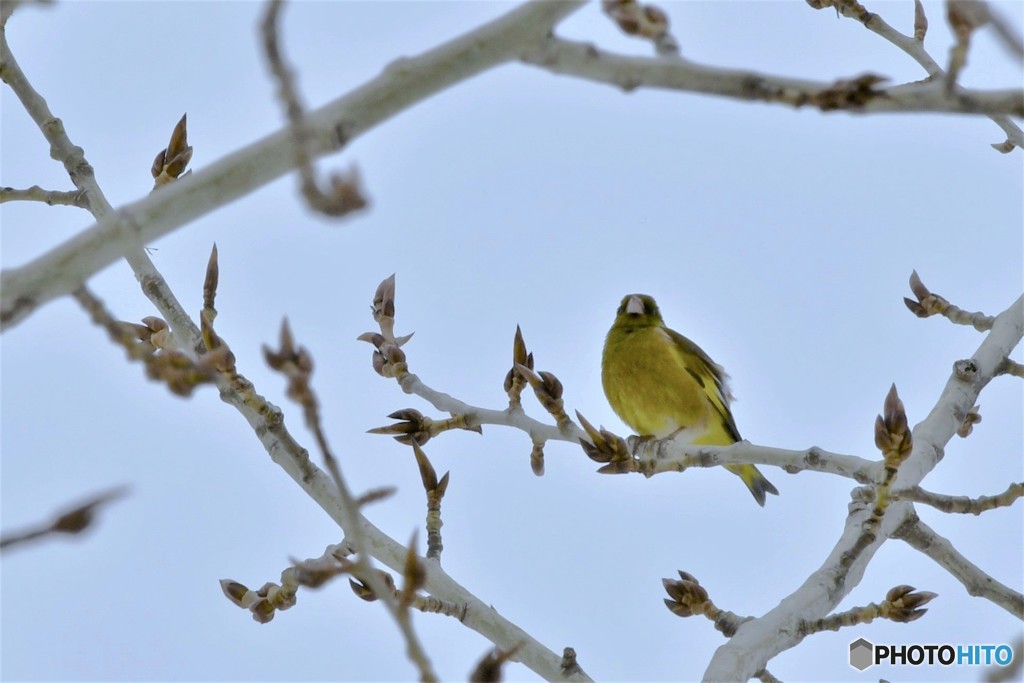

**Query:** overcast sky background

left=2, top=2, right=1022, bottom=681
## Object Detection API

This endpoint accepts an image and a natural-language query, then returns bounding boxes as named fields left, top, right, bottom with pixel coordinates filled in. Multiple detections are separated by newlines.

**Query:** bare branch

left=895, top=515, right=1024, bottom=618
left=703, top=293, right=1024, bottom=680
left=634, top=440, right=881, bottom=483
left=0, top=30, right=201, bottom=351
left=0, top=486, right=128, bottom=551
left=810, top=0, right=1023, bottom=150
left=520, top=36, right=1022, bottom=117
left=0, top=184, right=88, bottom=207
left=898, top=482, right=1023, bottom=514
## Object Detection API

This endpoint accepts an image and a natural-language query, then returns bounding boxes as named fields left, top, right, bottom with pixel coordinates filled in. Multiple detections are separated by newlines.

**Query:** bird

left=601, top=293, right=778, bottom=506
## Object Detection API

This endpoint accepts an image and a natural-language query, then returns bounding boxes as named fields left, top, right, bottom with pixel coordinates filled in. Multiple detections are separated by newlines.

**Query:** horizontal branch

left=0, top=184, right=88, bottom=208
left=520, top=36, right=1024, bottom=119
left=637, top=441, right=882, bottom=483
left=0, top=0, right=585, bottom=331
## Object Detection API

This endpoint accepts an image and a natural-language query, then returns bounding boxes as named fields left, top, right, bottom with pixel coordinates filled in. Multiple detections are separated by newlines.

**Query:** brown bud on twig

left=914, top=0, right=929, bottom=40
left=882, top=584, right=938, bottom=622
left=560, top=647, right=583, bottom=677
left=874, top=384, right=912, bottom=466
left=957, top=404, right=982, bottom=437
left=601, top=0, right=678, bottom=54
left=663, top=570, right=710, bottom=618
left=530, top=441, right=545, bottom=477
left=369, top=408, right=433, bottom=446
left=399, top=531, right=426, bottom=610
left=220, top=579, right=253, bottom=608
left=348, top=570, right=396, bottom=602
left=503, top=326, right=534, bottom=405
left=151, top=114, right=193, bottom=188
left=469, top=644, right=523, bottom=683
left=576, top=410, right=634, bottom=473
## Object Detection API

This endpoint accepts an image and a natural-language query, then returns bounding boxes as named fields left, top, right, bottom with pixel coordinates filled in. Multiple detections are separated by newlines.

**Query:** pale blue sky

left=2, top=2, right=1022, bottom=681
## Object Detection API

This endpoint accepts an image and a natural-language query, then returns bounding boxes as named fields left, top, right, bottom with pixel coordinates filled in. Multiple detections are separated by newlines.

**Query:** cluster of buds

left=119, top=315, right=229, bottom=396
left=874, top=384, right=912, bottom=471
left=576, top=411, right=634, bottom=473
left=151, top=114, right=193, bottom=189
left=805, top=584, right=938, bottom=633
left=601, top=0, right=678, bottom=54
left=662, top=571, right=711, bottom=618
left=503, top=326, right=534, bottom=409
left=879, top=584, right=937, bottom=623
left=515, top=363, right=571, bottom=432
left=263, top=318, right=316, bottom=409
left=904, top=270, right=994, bottom=331
left=368, top=408, right=480, bottom=447
left=220, top=578, right=298, bottom=624
left=358, top=275, right=413, bottom=379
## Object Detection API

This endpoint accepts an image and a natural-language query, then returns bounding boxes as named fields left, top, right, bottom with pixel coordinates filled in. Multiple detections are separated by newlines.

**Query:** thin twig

left=0, top=486, right=129, bottom=551
left=0, top=185, right=89, bottom=207
left=898, top=482, right=1023, bottom=514
left=260, top=0, right=368, bottom=218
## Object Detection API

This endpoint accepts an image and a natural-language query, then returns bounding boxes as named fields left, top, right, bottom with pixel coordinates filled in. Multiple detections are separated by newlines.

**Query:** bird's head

left=613, top=293, right=664, bottom=330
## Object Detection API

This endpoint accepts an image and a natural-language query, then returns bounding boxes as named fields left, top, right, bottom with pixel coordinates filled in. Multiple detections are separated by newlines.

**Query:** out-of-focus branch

left=998, top=358, right=1024, bottom=378
left=1, top=0, right=54, bottom=27
left=260, top=0, right=368, bottom=218
left=895, top=515, right=1024, bottom=618
left=703, top=292, right=1024, bottom=681
left=0, top=185, right=88, bottom=207
left=0, top=486, right=128, bottom=552
left=0, top=1, right=585, bottom=331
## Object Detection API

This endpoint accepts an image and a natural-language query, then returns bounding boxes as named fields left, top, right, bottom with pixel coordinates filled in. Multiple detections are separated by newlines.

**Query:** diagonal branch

left=702, top=292, right=1024, bottom=681
left=0, top=28, right=201, bottom=352
left=0, top=0, right=586, bottom=331
left=895, top=514, right=1024, bottom=618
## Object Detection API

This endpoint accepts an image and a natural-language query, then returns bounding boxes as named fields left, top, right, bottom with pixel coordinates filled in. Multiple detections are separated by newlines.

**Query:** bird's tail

left=726, top=464, right=779, bottom=507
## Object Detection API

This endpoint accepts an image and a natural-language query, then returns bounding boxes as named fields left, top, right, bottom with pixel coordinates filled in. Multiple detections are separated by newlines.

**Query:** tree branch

left=702, top=292, right=1024, bottom=681
left=0, top=0, right=585, bottom=331
left=895, top=515, right=1024, bottom=618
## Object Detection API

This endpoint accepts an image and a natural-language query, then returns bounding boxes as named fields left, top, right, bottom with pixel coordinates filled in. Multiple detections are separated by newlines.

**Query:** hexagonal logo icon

left=849, top=638, right=874, bottom=671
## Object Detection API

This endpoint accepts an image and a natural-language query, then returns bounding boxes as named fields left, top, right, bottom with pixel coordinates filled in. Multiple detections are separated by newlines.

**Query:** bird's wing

left=664, top=328, right=741, bottom=442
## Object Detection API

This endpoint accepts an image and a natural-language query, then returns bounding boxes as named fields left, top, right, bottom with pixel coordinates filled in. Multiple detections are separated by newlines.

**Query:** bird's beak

left=625, top=295, right=644, bottom=316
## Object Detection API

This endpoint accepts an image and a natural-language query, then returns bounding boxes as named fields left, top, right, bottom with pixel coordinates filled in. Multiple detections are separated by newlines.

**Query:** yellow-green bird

left=602, top=294, right=778, bottom=506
